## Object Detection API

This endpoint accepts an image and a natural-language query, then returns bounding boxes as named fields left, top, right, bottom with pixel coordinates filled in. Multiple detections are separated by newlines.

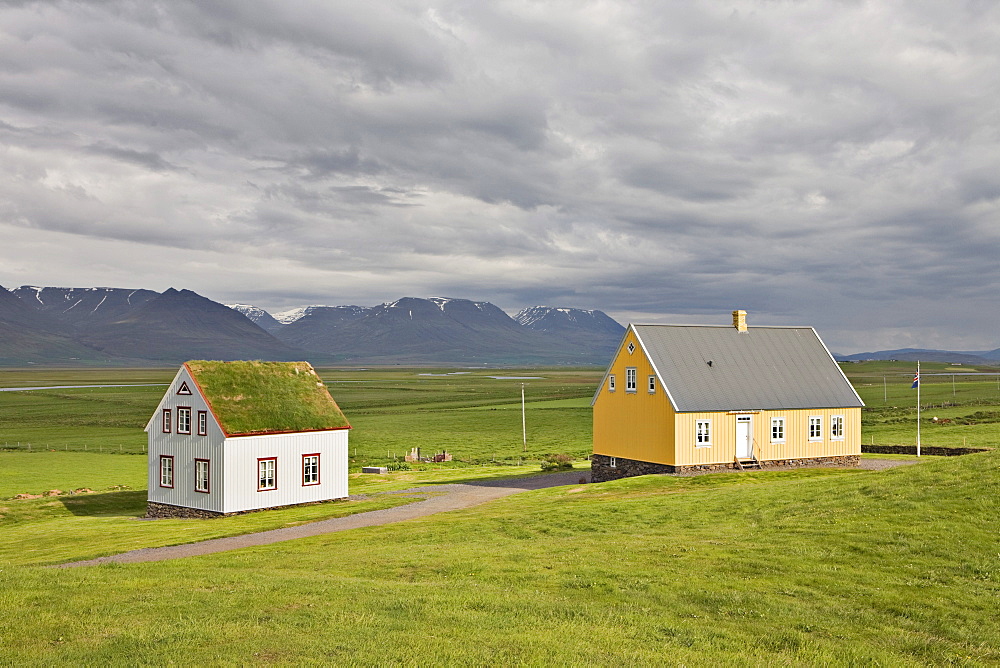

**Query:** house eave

left=224, top=425, right=352, bottom=438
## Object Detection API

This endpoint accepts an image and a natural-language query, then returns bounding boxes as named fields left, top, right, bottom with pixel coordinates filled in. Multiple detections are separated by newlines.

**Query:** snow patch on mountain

left=272, top=306, right=321, bottom=324
left=227, top=304, right=273, bottom=322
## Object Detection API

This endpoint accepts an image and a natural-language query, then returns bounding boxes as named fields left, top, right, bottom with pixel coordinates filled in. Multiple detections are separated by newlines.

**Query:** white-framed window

left=831, top=415, right=844, bottom=440
left=258, top=458, right=277, bottom=491
left=177, top=381, right=192, bottom=395
left=194, top=459, right=210, bottom=493
left=197, top=411, right=208, bottom=436
left=648, top=375, right=656, bottom=393
left=626, top=367, right=637, bottom=393
left=609, top=456, right=617, bottom=468
left=771, top=417, right=786, bottom=443
left=608, top=374, right=616, bottom=392
left=809, top=416, right=823, bottom=442
left=302, top=454, right=320, bottom=486
left=159, top=455, right=174, bottom=488
left=696, top=419, right=712, bottom=446
left=627, top=341, right=635, bottom=355
left=177, top=407, right=192, bottom=435
left=161, top=409, right=171, bottom=433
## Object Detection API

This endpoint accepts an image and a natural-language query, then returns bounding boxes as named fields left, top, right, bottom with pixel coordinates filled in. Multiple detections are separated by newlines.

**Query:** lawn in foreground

left=3, top=453, right=998, bottom=665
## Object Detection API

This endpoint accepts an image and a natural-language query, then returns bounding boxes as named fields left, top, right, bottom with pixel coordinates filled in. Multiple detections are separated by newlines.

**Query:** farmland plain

left=1, top=363, right=999, bottom=664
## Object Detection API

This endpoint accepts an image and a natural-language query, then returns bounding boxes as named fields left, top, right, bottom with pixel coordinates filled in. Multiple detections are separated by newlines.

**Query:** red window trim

left=159, top=455, right=174, bottom=488
left=161, top=408, right=172, bottom=433
left=177, top=406, right=192, bottom=435
left=197, top=411, right=208, bottom=436
left=302, top=453, right=320, bottom=486
left=258, top=457, right=277, bottom=492
left=194, top=458, right=210, bottom=494
left=177, top=381, right=192, bottom=395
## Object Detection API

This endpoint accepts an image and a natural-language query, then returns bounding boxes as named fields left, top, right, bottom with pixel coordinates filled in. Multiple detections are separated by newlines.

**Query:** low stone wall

left=146, top=498, right=346, bottom=519
left=862, top=445, right=990, bottom=456
left=591, top=454, right=860, bottom=482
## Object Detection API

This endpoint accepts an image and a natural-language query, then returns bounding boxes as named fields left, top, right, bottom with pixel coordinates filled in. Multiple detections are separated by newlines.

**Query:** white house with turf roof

left=146, top=360, right=350, bottom=518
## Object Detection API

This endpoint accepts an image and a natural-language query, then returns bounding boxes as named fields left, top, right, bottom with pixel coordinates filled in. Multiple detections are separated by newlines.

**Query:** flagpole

left=916, top=361, right=921, bottom=457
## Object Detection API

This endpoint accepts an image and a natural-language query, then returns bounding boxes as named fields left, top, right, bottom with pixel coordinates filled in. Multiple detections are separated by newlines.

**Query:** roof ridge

left=632, top=323, right=813, bottom=329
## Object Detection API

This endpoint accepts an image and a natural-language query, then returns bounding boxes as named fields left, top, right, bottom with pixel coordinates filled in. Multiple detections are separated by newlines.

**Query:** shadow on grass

left=58, top=490, right=146, bottom=517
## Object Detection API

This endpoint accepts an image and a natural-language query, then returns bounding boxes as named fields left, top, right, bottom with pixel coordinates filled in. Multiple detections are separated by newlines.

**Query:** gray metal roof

left=632, top=324, right=864, bottom=412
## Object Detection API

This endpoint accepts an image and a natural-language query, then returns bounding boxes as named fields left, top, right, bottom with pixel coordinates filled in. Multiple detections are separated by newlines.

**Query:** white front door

left=735, top=416, right=752, bottom=458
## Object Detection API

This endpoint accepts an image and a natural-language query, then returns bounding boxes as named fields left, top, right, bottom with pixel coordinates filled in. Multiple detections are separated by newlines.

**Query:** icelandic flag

left=911, top=372, right=919, bottom=389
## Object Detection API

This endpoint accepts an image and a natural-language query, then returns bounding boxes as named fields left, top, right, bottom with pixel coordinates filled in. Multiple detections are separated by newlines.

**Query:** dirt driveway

left=57, top=470, right=591, bottom=568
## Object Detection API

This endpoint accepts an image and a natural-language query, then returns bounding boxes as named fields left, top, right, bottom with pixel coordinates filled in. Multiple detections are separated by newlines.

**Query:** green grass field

left=849, top=360, right=1000, bottom=449
left=1, top=365, right=1000, bottom=663
left=1, top=451, right=998, bottom=664
left=0, top=367, right=599, bottom=462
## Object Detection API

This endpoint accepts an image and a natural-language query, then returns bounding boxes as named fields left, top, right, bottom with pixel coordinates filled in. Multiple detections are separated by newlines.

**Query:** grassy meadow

left=1, top=451, right=998, bottom=664
left=1, top=364, right=1000, bottom=664
left=848, top=360, right=1000, bottom=449
left=0, top=367, right=597, bottom=462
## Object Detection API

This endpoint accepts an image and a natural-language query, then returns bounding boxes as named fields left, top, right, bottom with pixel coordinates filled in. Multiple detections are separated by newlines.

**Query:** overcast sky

left=1, top=1, right=998, bottom=353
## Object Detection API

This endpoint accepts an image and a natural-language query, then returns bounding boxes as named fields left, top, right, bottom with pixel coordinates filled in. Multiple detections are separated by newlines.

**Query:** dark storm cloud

left=0, top=0, right=999, bottom=352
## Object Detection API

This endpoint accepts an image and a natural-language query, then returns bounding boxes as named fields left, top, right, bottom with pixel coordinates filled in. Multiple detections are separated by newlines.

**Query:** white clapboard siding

left=221, top=430, right=349, bottom=513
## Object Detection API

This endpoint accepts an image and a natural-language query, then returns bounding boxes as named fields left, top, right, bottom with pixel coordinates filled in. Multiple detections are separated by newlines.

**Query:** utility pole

left=916, top=361, right=921, bottom=458
left=521, top=383, right=527, bottom=452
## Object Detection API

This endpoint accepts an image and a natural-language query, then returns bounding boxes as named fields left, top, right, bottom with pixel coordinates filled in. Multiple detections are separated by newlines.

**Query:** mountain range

left=6, top=284, right=997, bottom=367
left=0, top=285, right=625, bottom=366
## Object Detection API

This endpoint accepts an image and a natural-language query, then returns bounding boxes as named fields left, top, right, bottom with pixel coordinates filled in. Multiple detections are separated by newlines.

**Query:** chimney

left=732, top=310, right=747, bottom=332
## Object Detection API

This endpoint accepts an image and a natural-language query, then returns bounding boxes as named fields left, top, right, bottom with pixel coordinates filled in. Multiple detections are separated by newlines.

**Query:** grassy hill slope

left=3, top=451, right=998, bottom=664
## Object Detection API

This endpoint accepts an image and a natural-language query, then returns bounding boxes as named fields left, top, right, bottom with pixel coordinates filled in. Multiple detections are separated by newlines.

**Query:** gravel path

left=857, top=458, right=921, bottom=471
left=56, top=460, right=918, bottom=568
left=56, top=470, right=591, bottom=568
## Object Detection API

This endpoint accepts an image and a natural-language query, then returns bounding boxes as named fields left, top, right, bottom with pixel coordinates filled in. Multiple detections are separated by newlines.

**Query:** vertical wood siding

left=674, top=407, right=861, bottom=466
left=146, top=367, right=226, bottom=512
left=593, top=330, right=676, bottom=465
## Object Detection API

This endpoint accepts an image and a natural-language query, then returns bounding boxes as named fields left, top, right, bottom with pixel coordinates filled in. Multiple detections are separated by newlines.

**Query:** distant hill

left=514, top=306, right=624, bottom=357
left=282, top=297, right=577, bottom=364
left=0, top=286, right=113, bottom=365
left=74, top=288, right=301, bottom=363
left=12, top=286, right=159, bottom=332
left=233, top=298, right=625, bottom=365
left=835, top=348, right=997, bottom=364
left=273, top=305, right=369, bottom=350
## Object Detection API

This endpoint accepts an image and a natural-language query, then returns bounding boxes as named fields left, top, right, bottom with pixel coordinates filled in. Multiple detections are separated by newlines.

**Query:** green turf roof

left=185, top=360, right=350, bottom=436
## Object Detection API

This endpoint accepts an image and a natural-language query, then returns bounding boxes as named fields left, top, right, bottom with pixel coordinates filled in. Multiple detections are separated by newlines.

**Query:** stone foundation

left=591, top=454, right=861, bottom=482
left=146, top=502, right=225, bottom=519
left=590, top=454, right=675, bottom=482
left=146, top=498, right=345, bottom=519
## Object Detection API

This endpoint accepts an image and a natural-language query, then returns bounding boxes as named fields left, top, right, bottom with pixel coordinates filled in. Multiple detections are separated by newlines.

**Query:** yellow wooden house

left=591, top=311, right=863, bottom=481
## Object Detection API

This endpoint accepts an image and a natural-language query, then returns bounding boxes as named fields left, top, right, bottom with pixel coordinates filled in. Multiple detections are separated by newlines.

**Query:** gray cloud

left=1, top=0, right=999, bottom=353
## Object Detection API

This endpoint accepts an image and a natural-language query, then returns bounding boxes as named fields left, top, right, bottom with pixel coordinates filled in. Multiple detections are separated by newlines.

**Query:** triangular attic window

left=177, top=381, right=192, bottom=395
